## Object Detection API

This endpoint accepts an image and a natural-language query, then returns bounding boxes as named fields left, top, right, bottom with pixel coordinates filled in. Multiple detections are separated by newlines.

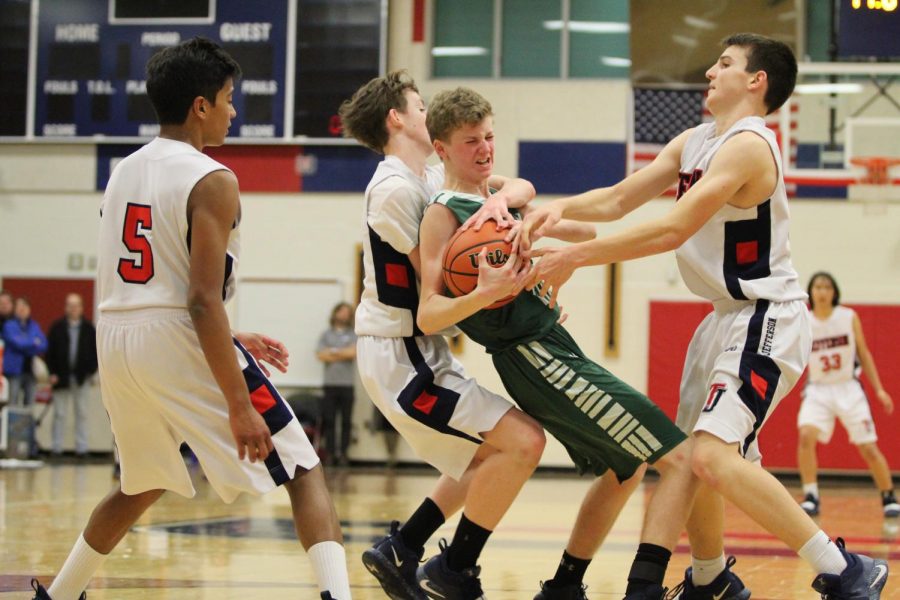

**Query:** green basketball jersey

left=429, top=190, right=560, bottom=353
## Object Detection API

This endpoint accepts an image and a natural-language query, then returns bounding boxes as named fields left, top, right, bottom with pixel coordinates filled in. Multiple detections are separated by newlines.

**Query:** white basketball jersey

left=674, top=117, right=805, bottom=304
left=808, top=305, right=858, bottom=384
left=356, top=156, right=455, bottom=338
left=97, top=137, right=238, bottom=312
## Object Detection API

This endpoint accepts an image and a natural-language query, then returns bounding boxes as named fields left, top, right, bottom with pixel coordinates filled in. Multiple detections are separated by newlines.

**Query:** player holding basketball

left=797, top=271, right=898, bottom=518
left=31, top=38, right=351, bottom=600
left=339, top=71, right=546, bottom=600
left=519, top=33, right=889, bottom=599
left=418, top=86, right=696, bottom=600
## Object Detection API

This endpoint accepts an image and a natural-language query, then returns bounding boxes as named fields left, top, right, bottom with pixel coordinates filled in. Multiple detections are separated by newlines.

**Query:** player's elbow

left=187, top=289, right=219, bottom=322
left=416, top=311, right=440, bottom=336
left=659, top=224, right=690, bottom=251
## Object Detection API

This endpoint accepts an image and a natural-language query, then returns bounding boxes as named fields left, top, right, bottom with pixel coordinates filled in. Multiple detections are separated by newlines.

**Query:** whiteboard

left=234, top=278, right=345, bottom=388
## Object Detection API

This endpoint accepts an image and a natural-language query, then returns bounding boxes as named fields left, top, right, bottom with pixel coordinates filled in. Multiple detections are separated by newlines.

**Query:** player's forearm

left=417, top=292, right=491, bottom=335
left=189, top=295, right=250, bottom=410
left=556, top=187, right=625, bottom=222
left=858, top=350, right=886, bottom=393
left=547, top=219, right=596, bottom=242
left=568, top=218, right=683, bottom=267
left=492, top=176, right=535, bottom=208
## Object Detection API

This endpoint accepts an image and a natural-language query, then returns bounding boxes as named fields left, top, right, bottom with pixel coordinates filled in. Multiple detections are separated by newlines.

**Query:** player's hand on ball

left=235, top=332, right=290, bottom=376
left=526, top=245, right=575, bottom=309
left=519, top=204, right=562, bottom=256
left=230, top=404, right=274, bottom=463
left=475, top=247, right=531, bottom=306
left=462, top=193, right=516, bottom=232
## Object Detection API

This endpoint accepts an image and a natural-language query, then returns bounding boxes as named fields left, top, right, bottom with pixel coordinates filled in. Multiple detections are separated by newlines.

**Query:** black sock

left=550, top=550, right=592, bottom=587
left=399, top=497, right=445, bottom=551
left=625, top=543, right=671, bottom=594
left=882, top=490, right=896, bottom=504
left=446, top=513, right=492, bottom=572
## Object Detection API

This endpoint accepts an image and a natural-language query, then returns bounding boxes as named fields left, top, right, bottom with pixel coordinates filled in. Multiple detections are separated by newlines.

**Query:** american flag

left=629, top=87, right=795, bottom=196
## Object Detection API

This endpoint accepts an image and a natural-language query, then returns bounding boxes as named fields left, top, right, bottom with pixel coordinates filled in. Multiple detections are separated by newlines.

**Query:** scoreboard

left=6, top=0, right=384, bottom=142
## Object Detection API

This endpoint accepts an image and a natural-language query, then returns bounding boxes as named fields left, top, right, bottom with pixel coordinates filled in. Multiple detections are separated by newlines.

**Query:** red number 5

left=118, top=203, right=154, bottom=284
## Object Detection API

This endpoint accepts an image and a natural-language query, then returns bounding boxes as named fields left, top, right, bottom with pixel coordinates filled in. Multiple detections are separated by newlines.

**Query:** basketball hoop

left=849, top=156, right=900, bottom=185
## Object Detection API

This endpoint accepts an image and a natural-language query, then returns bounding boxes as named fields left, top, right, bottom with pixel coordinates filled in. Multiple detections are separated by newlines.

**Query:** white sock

left=308, top=540, right=351, bottom=599
left=802, top=483, right=819, bottom=498
left=47, top=534, right=107, bottom=600
left=691, top=554, right=726, bottom=587
left=798, top=531, right=847, bottom=575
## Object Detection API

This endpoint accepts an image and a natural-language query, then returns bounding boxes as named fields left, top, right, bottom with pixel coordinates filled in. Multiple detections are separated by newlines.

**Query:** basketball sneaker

left=810, top=538, right=889, bottom=599
left=882, top=492, right=900, bottom=518
left=361, top=520, right=426, bottom=600
left=622, top=583, right=667, bottom=599
left=31, top=579, right=86, bottom=600
left=534, top=580, right=588, bottom=600
left=665, top=556, right=750, bottom=600
left=417, top=540, right=486, bottom=600
left=800, top=493, right=820, bottom=516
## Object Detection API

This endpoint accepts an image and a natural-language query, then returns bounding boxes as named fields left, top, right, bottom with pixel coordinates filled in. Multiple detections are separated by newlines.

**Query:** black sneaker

left=31, top=579, right=86, bottom=600
left=811, top=537, right=889, bottom=599
left=361, top=520, right=426, bottom=600
left=882, top=493, right=899, bottom=518
left=666, top=556, right=750, bottom=599
left=534, top=580, right=588, bottom=599
left=801, top=493, right=821, bottom=516
left=417, top=540, right=486, bottom=600
left=320, top=593, right=335, bottom=600
left=623, top=584, right=667, bottom=599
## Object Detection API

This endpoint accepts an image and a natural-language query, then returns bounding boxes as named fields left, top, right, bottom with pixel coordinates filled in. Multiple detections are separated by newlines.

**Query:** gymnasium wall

left=1, top=2, right=898, bottom=470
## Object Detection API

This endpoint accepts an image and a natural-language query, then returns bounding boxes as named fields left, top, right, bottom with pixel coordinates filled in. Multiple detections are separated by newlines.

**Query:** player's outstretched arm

left=518, top=129, right=690, bottom=253
left=187, top=170, right=274, bottom=463
left=517, top=204, right=595, bottom=244
left=524, top=132, right=765, bottom=308
left=417, top=204, right=529, bottom=334
left=852, top=311, right=894, bottom=414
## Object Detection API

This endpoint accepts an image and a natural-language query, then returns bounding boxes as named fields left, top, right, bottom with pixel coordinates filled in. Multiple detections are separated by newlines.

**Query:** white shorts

left=357, top=334, right=513, bottom=480
left=98, top=309, right=319, bottom=503
left=677, top=299, right=810, bottom=462
left=798, top=380, right=877, bottom=445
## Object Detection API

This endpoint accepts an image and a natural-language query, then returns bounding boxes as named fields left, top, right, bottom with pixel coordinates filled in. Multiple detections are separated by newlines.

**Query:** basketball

left=442, top=220, right=516, bottom=309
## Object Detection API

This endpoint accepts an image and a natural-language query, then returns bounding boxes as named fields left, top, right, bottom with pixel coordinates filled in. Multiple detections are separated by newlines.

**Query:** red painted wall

left=1, top=278, right=95, bottom=333
left=648, top=300, right=900, bottom=472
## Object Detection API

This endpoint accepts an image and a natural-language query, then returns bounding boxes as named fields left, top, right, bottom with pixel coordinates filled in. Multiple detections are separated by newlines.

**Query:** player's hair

left=0, top=289, right=12, bottom=299
left=146, top=37, right=241, bottom=125
left=338, top=70, right=419, bottom=153
left=426, top=87, right=493, bottom=143
left=329, top=302, right=355, bottom=328
left=722, top=33, right=797, bottom=114
left=807, top=271, right=841, bottom=307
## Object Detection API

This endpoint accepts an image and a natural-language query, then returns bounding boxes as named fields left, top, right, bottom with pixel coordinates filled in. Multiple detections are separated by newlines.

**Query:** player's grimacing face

left=444, top=118, right=494, bottom=182
left=811, top=276, right=835, bottom=309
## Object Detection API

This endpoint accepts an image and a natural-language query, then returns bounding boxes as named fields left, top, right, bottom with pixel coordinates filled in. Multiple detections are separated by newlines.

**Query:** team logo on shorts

left=703, top=383, right=727, bottom=412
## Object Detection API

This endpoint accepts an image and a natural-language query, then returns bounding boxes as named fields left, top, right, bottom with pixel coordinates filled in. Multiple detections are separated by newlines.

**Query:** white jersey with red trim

left=97, top=137, right=238, bottom=312
left=674, top=116, right=805, bottom=304
left=808, top=305, right=858, bottom=384
left=356, top=155, right=456, bottom=338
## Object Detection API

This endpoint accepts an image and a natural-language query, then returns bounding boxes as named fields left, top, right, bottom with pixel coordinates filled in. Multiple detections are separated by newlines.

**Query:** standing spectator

left=315, top=302, right=357, bottom=466
left=0, top=290, right=13, bottom=329
left=2, top=297, right=48, bottom=406
left=46, top=293, right=99, bottom=458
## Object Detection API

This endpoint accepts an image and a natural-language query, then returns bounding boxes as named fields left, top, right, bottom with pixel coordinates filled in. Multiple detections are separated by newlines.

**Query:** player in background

left=31, top=38, right=351, bottom=600
left=418, top=86, right=695, bottom=600
left=340, top=72, right=546, bottom=600
left=797, top=271, right=897, bottom=518
left=519, top=33, right=889, bottom=600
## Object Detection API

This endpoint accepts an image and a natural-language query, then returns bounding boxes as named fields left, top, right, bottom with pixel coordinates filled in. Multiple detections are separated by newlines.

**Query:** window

left=432, top=0, right=629, bottom=79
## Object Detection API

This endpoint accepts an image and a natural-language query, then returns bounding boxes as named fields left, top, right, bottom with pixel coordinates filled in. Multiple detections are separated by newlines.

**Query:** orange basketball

left=442, top=220, right=516, bottom=309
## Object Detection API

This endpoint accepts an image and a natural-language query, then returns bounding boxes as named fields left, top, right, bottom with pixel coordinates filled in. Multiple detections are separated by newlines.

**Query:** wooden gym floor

left=1, top=463, right=897, bottom=599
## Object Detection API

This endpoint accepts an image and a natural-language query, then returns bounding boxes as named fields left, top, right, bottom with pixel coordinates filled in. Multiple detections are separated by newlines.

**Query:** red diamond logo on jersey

left=736, top=241, right=758, bottom=265
left=413, top=390, right=438, bottom=415
left=385, top=263, right=409, bottom=288
left=250, top=385, right=277, bottom=414
left=750, top=370, right=768, bottom=400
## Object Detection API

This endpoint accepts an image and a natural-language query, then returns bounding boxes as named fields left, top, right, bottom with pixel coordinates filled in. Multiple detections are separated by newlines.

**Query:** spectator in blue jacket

left=2, top=297, right=48, bottom=406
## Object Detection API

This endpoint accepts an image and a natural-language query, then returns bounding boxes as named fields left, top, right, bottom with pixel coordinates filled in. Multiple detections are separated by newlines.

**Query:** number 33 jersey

left=808, top=305, right=857, bottom=385
left=98, top=137, right=239, bottom=312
